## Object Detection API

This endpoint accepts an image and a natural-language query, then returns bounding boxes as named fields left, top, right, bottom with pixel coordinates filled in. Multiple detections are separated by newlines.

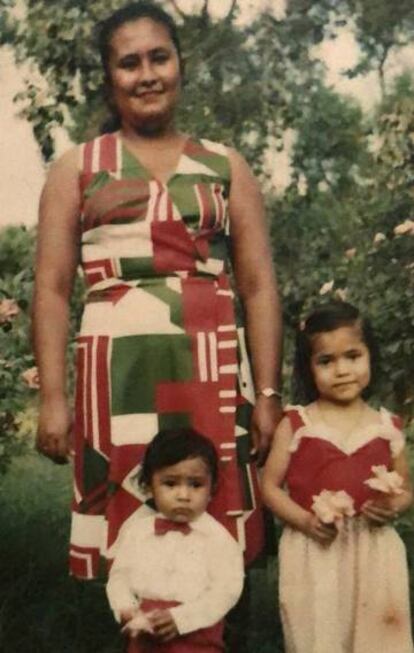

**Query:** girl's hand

left=301, top=513, right=338, bottom=545
left=36, top=396, right=72, bottom=464
left=251, top=396, right=283, bottom=466
left=361, top=499, right=397, bottom=526
left=148, top=609, right=179, bottom=642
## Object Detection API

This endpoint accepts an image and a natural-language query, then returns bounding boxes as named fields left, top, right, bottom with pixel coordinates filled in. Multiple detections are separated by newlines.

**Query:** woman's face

left=107, top=18, right=181, bottom=132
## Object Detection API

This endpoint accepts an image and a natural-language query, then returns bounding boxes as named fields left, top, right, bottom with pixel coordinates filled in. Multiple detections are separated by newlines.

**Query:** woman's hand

left=148, top=609, right=178, bottom=642
left=301, top=513, right=338, bottom=545
left=361, top=499, right=398, bottom=526
left=36, top=396, right=72, bottom=464
left=251, top=396, right=283, bottom=466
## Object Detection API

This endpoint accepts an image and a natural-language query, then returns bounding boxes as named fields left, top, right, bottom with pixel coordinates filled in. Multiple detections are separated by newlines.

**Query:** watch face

left=261, top=388, right=276, bottom=397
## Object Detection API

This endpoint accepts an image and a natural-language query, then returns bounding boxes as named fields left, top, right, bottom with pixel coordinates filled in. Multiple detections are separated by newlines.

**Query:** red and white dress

left=279, top=405, right=414, bottom=653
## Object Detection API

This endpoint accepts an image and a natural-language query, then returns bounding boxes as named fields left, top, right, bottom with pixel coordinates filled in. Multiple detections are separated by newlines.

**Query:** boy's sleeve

left=170, top=525, right=244, bottom=635
left=106, top=525, right=140, bottom=621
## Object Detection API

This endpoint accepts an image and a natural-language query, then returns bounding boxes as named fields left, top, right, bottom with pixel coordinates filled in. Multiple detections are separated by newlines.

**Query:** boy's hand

left=301, top=513, right=338, bottom=545
left=361, top=499, right=397, bottom=526
left=119, top=609, right=137, bottom=625
left=148, top=609, right=179, bottom=642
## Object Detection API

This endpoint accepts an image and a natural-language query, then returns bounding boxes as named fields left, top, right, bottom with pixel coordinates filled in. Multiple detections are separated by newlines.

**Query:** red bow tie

left=154, top=517, right=191, bottom=536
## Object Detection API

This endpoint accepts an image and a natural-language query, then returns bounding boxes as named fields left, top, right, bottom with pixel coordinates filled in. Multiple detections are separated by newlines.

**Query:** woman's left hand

left=361, top=499, right=398, bottom=526
left=251, top=396, right=283, bottom=466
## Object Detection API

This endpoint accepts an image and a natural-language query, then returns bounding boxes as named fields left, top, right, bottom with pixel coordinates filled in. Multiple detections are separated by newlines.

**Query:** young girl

left=106, top=427, right=244, bottom=653
left=262, top=302, right=414, bottom=653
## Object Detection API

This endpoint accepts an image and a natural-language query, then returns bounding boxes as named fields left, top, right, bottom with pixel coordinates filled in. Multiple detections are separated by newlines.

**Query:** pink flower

left=394, top=220, right=414, bottom=236
left=21, top=366, right=40, bottom=390
left=319, top=280, right=334, bottom=296
left=373, top=232, right=386, bottom=244
left=122, top=611, right=154, bottom=637
left=311, top=490, right=355, bottom=527
left=345, top=248, right=357, bottom=259
left=364, top=465, right=404, bottom=495
left=334, top=288, right=348, bottom=302
left=0, top=298, right=20, bottom=324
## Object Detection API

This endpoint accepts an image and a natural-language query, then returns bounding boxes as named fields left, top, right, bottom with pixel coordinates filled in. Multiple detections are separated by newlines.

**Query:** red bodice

left=285, top=407, right=402, bottom=513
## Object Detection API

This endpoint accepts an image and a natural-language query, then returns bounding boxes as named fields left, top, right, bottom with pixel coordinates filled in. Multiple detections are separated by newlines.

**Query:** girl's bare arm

left=261, top=417, right=336, bottom=543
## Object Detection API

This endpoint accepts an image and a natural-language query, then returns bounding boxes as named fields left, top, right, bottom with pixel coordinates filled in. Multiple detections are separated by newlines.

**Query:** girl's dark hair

left=97, top=2, right=182, bottom=134
left=293, top=301, right=380, bottom=404
left=139, top=428, right=218, bottom=489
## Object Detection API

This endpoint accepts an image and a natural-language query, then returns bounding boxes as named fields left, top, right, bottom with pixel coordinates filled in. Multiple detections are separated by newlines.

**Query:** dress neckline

left=116, top=132, right=191, bottom=186
left=295, top=403, right=386, bottom=437
left=286, top=404, right=404, bottom=457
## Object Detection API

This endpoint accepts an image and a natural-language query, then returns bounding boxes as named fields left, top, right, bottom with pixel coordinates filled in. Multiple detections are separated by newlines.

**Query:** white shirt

left=106, top=511, right=244, bottom=635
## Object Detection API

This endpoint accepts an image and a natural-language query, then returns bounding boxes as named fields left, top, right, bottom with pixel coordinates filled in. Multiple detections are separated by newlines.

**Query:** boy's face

left=150, top=456, right=212, bottom=523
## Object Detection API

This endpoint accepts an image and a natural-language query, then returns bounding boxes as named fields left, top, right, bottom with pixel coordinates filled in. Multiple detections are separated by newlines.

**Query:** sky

left=0, top=0, right=412, bottom=227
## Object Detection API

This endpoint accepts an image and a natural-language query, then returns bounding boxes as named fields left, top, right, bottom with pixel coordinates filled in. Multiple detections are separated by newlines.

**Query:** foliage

left=0, top=225, right=84, bottom=477
left=2, top=0, right=322, bottom=165
left=271, top=73, right=414, bottom=418
left=0, top=1, right=413, bottom=441
left=0, top=226, right=36, bottom=475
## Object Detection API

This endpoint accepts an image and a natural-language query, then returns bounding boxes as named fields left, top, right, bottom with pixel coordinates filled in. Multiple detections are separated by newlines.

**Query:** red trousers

left=126, top=599, right=224, bottom=653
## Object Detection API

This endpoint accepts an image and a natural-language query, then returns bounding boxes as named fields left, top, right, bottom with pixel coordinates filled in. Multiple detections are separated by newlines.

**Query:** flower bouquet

left=311, top=489, right=355, bottom=529
left=122, top=611, right=154, bottom=637
left=364, top=465, right=404, bottom=511
left=364, top=465, right=404, bottom=495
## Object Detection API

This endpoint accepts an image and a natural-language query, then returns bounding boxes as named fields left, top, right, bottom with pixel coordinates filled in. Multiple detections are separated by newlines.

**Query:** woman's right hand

left=301, top=513, right=337, bottom=545
left=36, top=396, right=73, bottom=464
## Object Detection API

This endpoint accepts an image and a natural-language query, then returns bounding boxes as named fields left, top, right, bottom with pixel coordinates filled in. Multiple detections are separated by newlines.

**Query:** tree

left=2, top=0, right=322, bottom=166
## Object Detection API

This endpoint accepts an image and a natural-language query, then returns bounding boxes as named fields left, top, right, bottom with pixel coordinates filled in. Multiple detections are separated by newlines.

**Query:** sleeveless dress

left=278, top=405, right=414, bottom=653
left=68, top=133, right=264, bottom=579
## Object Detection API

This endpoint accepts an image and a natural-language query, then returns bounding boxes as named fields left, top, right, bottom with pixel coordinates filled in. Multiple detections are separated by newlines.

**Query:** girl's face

left=107, top=18, right=181, bottom=131
left=310, top=324, right=371, bottom=404
left=149, top=456, right=212, bottom=523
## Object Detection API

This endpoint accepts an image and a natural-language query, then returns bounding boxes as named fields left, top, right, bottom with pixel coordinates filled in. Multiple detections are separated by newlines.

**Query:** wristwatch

left=255, top=387, right=282, bottom=400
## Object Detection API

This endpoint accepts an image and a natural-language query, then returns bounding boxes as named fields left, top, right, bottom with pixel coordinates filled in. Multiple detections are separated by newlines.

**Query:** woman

left=33, top=1, right=282, bottom=579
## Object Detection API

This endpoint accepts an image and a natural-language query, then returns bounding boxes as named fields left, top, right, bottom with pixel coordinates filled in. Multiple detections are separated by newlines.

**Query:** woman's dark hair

left=139, top=428, right=218, bottom=489
left=98, top=1, right=182, bottom=79
left=97, top=2, right=183, bottom=133
left=292, top=301, right=380, bottom=404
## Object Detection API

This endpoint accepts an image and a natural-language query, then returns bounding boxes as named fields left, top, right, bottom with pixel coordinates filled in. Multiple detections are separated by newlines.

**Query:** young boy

left=106, top=428, right=244, bottom=653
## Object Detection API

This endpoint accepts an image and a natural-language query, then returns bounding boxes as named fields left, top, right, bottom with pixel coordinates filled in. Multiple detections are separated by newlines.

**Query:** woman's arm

left=32, top=146, right=81, bottom=462
left=261, top=417, right=337, bottom=543
left=227, top=148, right=283, bottom=463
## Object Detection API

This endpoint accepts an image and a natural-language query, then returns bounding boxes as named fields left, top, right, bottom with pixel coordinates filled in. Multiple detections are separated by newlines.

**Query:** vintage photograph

left=0, top=1, right=413, bottom=651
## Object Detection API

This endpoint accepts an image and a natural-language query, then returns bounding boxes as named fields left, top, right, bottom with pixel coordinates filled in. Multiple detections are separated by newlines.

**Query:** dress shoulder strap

left=182, top=138, right=231, bottom=185
left=78, top=133, right=121, bottom=195
left=284, top=405, right=306, bottom=433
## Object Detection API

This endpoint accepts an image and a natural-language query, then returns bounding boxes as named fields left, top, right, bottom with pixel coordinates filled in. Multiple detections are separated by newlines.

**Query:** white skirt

left=279, top=518, right=414, bottom=653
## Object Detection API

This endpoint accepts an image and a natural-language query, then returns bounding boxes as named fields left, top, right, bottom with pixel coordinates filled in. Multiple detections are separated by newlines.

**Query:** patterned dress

left=279, top=405, right=414, bottom=653
left=69, top=133, right=264, bottom=579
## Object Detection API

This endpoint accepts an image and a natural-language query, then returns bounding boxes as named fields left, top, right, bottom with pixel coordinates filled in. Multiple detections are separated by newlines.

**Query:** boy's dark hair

left=97, top=1, right=183, bottom=80
left=139, top=428, right=218, bottom=489
left=293, top=301, right=380, bottom=404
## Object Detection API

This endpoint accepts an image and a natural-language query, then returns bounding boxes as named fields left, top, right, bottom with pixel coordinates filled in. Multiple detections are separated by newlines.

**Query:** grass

left=0, top=452, right=413, bottom=652
left=0, top=453, right=120, bottom=653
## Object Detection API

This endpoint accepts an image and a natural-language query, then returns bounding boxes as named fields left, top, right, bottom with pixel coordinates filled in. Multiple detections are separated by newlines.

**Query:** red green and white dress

left=69, top=133, right=265, bottom=579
